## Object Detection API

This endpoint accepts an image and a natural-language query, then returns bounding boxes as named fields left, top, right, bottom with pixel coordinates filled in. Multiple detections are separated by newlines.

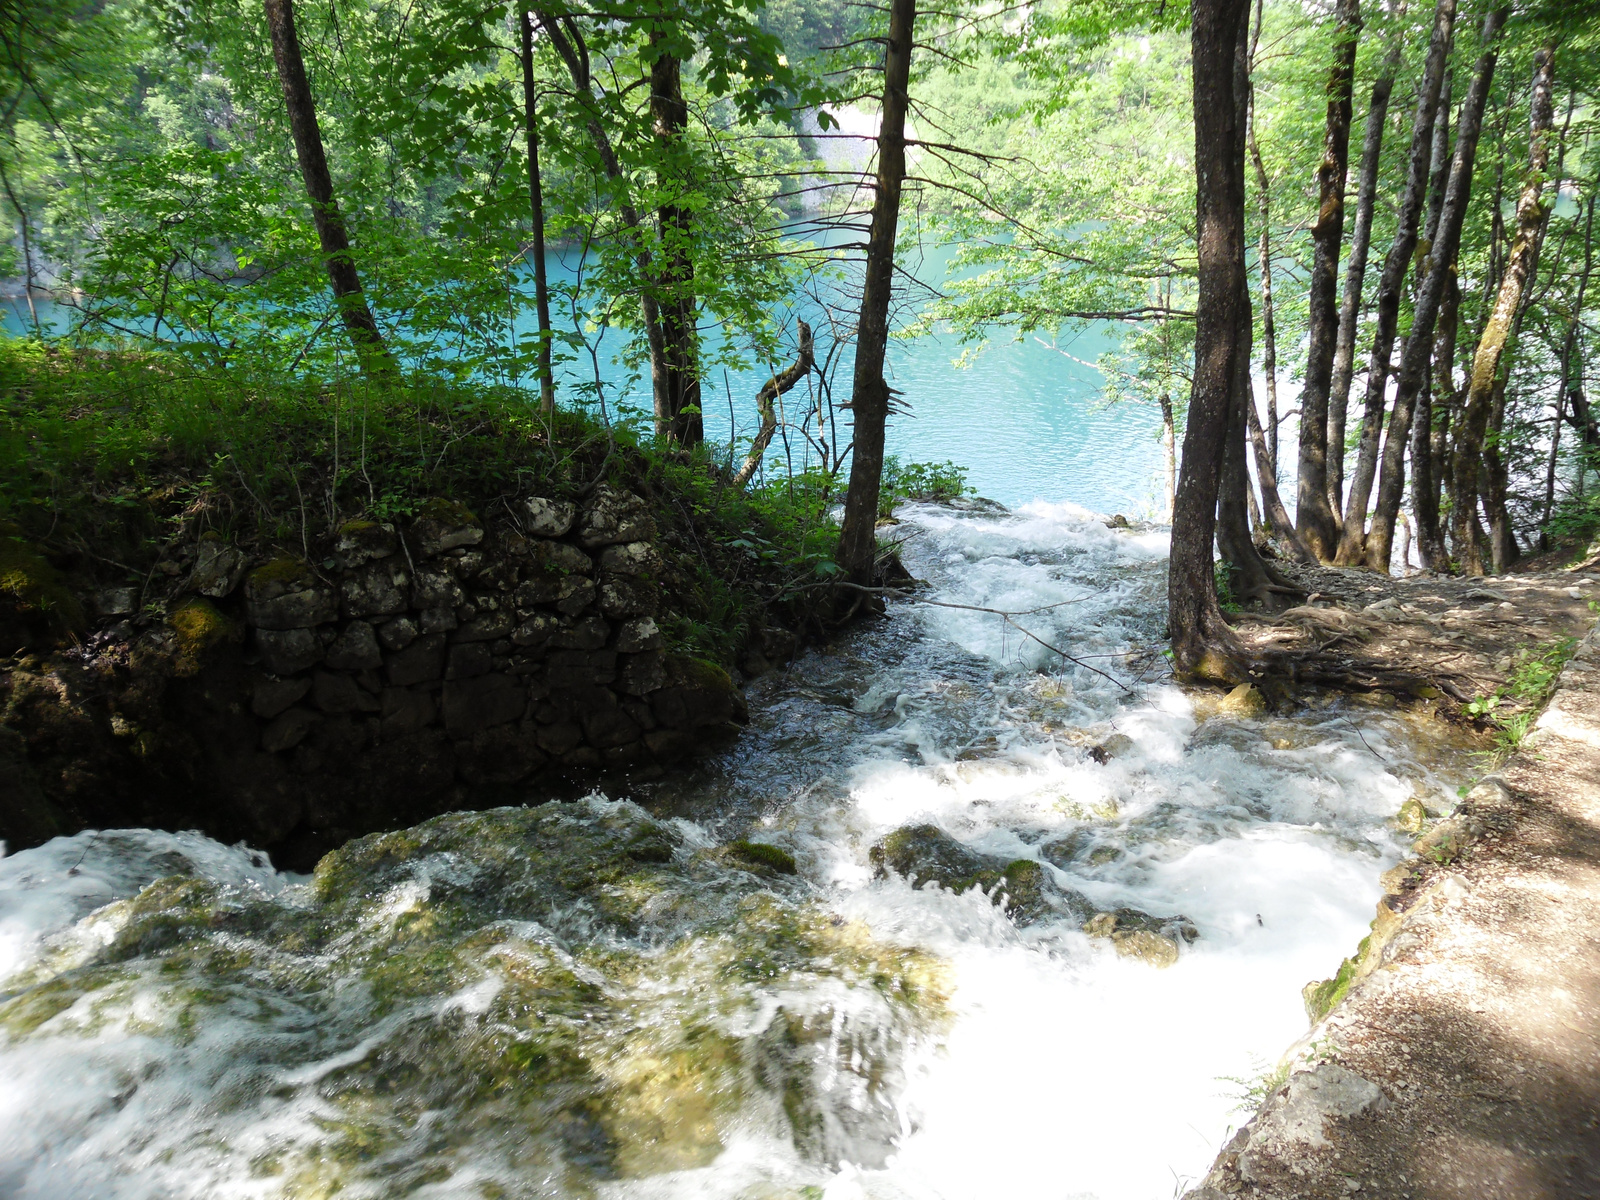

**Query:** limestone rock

left=261, top=706, right=319, bottom=753
left=598, top=576, right=658, bottom=618
left=453, top=609, right=514, bottom=643
left=598, top=541, right=663, bottom=579
left=619, top=650, right=667, bottom=696
left=616, top=617, right=663, bottom=654
left=1087, top=732, right=1134, bottom=763
left=324, top=621, right=382, bottom=671
left=649, top=655, right=747, bottom=729
left=245, top=559, right=337, bottom=630
left=412, top=566, right=465, bottom=610
left=251, top=676, right=311, bottom=719
left=527, top=539, right=593, bottom=576
left=550, top=614, right=610, bottom=652
left=188, top=534, right=248, bottom=598
left=332, top=520, right=398, bottom=568
left=521, top=496, right=576, bottom=538
left=511, top=612, right=563, bottom=649
left=442, top=672, right=525, bottom=736
left=1082, top=907, right=1197, bottom=967
left=1251, top=1063, right=1389, bottom=1152
left=386, top=632, right=447, bottom=687
left=312, top=670, right=380, bottom=714
left=256, top=627, right=323, bottom=675
left=447, top=642, right=493, bottom=680
left=576, top=486, right=655, bottom=548
left=409, top=499, right=483, bottom=558
left=378, top=616, right=418, bottom=651
left=1217, top=682, right=1266, bottom=717
left=380, top=686, right=436, bottom=737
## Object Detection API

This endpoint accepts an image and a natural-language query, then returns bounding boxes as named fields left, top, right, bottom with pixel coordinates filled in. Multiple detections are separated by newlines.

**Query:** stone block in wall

left=649, top=656, right=748, bottom=730
left=442, top=672, right=525, bottom=736
left=332, top=520, right=398, bottom=568
left=621, top=697, right=657, bottom=731
left=598, top=542, right=662, bottom=578
left=546, top=649, right=616, bottom=688
left=597, top=577, right=658, bottom=618
left=526, top=540, right=593, bottom=576
left=412, top=566, right=465, bottom=610
left=188, top=534, right=248, bottom=598
left=522, top=496, right=576, bottom=537
left=245, top=559, right=338, bottom=630
left=257, top=627, right=323, bottom=675
left=312, top=670, right=381, bottom=714
left=576, top=486, right=655, bottom=547
left=410, top=499, right=483, bottom=557
left=262, top=706, right=319, bottom=753
left=457, top=724, right=547, bottom=785
left=602, top=742, right=647, bottom=769
left=419, top=607, right=457, bottom=634
left=340, top=560, right=409, bottom=619
left=644, top=728, right=694, bottom=761
left=380, top=686, right=436, bottom=737
left=453, top=609, right=513, bottom=643
left=535, top=721, right=584, bottom=756
left=324, top=621, right=383, bottom=670
left=561, top=745, right=603, bottom=769
left=386, top=632, right=447, bottom=687
left=615, top=617, right=662, bottom=654
left=619, top=651, right=667, bottom=696
left=378, top=615, right=419, bottom=651
left=252, top=676, right=311, bottom=719
left=550, top=614, right=610, bottom=651
left=447, top=643, right=493, bottom=680
left=511, top=612, right=562, bottom=650
left=307, top=713, right=374, bottom=763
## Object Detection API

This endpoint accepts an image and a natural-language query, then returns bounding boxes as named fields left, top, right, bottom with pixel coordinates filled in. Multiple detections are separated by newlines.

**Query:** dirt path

left=1189, top=611, right=1600, bottom=1199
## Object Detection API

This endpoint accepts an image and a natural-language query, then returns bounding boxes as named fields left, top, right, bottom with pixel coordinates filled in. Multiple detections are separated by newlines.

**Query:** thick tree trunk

left=835, top=0, right=914, bottom=588
left=1334, top=0, right=1457, bottom=564
left=263, top=0, right=392, bottom=374
left=1295, top=0, right=1361, bottom=561
left=650, top=40, right=703, bottom=447
left=519, top=11, right=555, bottom=415
left=1453, top=42, right=1556, bottom=575
left=1327, top=13, right=1407, bottom=518
left=1544, top=188, right=1597, bottom=543
left=1485, top=369, right=1518, bottom=572
left=1169, top=0, right=1254, bottom=680
left=1364, top=6, right=1503, bottom=572
left=733, top=321, right=815, bottom=489
left=1414, top=272, right=1459, bottom=568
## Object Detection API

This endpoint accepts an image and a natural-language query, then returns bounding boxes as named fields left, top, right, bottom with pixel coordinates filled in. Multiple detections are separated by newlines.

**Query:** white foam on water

left=0, top=501, right=1471, bottom=1199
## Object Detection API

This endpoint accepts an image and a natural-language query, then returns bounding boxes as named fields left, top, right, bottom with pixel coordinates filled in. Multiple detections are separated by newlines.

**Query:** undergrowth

left=1465, top=635, right=1579, bottom=754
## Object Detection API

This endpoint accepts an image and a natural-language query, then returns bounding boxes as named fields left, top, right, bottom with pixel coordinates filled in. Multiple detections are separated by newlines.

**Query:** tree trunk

left=1334, top=0, right=1457, bottom=564
left=1160, top=391, right=1177, bottom=517
left=519, top=10, right=555, bottom=416
left=1327, top=11, right=1407, bottom=518
left=1295, top=0, right=1361, bottom=561
left=1169, top=0, right=1254, bottom=681
left=1453, top=41, right=1556, bottom=575
left=1543, top=187, right=1597, bottom=544
left=263, top=0, right=393, bottom=375
left=650, top=39, right=703, bottom=447
left=1364, top=6, right=1504, bottom=573
left=0, top=163, right=39, bottom=334
left=733, top=322, right=815, bottom=489
left=835, top=0, right=915, bottom=588
left=538, top=13, right=672, bottom=437
left=1485, top=367, right=1518, bottom=572
left=1415, top=271, right=1459, bottom=567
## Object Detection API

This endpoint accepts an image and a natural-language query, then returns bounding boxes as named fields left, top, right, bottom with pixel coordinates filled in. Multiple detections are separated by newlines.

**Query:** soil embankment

left=1191, top=606, right=1600, bottom=1199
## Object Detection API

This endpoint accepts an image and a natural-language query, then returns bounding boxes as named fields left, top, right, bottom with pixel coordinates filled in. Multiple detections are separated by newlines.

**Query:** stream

left=0, top=500, right=1475, bottom=1199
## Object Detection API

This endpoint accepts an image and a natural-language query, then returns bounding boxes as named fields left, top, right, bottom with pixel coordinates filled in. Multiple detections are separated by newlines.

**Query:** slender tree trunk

left=650, top=39, right=703, bottom=447
left=1409, top=69, right=1454, bottom=569
left=1295, top=0, right=1361, bottom=561
left=263, top=0, right=392, bottom=375
left=0, top=163, right=39, bottom=334
left=1544, top=187, right=1597, bottom=544
left=1364, top=6, right=1504, bottom=572
left=1160, top=391, right=1177, bottom=517
left=1169, top=0, right=1254, bottom=680
left=1485, top=368, right=1518, bottom=571
left=1334, top=0, right=1457, bottom=564
left=1453, top=42, right=1556, bottom=575
left=1415, top=272, right=1459, bottom=567
left=835, top=0, right=915, bottom=588
left=538, top=13, right=672, bottom=437
left=1328, top=8, right=1407, bottom=517
left=734, top=322, right=815, bottom=488
left=519, top=11, right=555, bottom=416
left=1420, top=69, right=1455, bottom=271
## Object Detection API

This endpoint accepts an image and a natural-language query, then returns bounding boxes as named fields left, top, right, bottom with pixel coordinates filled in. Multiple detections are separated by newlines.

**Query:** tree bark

left=650, top=38, right=703, bottom=447
left=733, top=321, right=815, bottom=489
left=1334, top=0, right=1456, bottom=564
left=1160, top=391, right=1177, bottom=517
left=1327, top=9, right=1407, bottom=518
left=1295, top=0, right=1361, bottom=561
left=1453, top=41, right=1556, bottom=575
left=1364, top=6, right=1504, bottom=573
left=1543, top=187, right=1597, bottom=544
left=520, top=10, right=555, bottom=416
left=263, top=0, right=393, bottom=375
left=1414, top=270, right=1459, bottom=568
left=1169, top=0, right=1254, bottom=681
left=835, top=0, right=915, bottom=588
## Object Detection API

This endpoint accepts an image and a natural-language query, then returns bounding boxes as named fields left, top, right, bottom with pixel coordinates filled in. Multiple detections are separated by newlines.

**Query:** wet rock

left=256, top=627, right=323, bottom=675
left=187, top=533, right=248, bottom=598
left=386, top=632, right=447, bottom=687
left=1082, top=907, right=1198, bottom=968
left=615, top=616, right=663, bottom=655
left=409, top=498, right=483, bottom=557
left=872, top=825, right=1087, bottom=924
left=649, top=656, right=747, bottom=729
left=521, top=496, right=576, bottom=537
left=324, top=621, right=382, bottom=671
left=536, top=721, right=584, bottom=756
left=1217, top=683, right=1267, bottom=717
left=1087, top=732, right=1134, bottom=763
left=251, top=676, right=311, bottom=719
left=598, top=541, right=663, bottom=578
left=576, top=486, right=656, bottom=547
left=1391, top=796, right=1427, bottom=835
left=245, top=559, right=337, bottom=630
left=332, top=520, right=398, bottom=568
left=547, top=649, right=617, bottom=689
left=725, top=840, right=798, bottom=875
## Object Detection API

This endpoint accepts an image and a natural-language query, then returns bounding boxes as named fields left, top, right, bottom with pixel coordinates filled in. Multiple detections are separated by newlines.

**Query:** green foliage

left=879, top=457, right=973, bottom=516
left=1465, top=636, right=1578, bottom=754
left=1219, top=1055, right=1292, bottom=1115
left=1214, top=561, right=1243, bottom=614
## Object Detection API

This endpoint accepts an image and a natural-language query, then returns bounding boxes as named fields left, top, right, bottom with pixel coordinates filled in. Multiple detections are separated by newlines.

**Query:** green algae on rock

left=0, top=800, right=949, bottom=1192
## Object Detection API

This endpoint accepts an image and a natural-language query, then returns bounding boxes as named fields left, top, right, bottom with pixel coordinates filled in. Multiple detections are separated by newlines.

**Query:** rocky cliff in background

left=1, top=485, right=781, bottom=869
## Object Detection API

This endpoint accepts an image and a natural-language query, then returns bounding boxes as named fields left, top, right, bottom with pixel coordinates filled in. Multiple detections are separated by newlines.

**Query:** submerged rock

left=0, top=801, right=949, bottom=1191
left=1082, top=907, right=1199, bottom=968
left=870, top=824, right=1091, bottom=924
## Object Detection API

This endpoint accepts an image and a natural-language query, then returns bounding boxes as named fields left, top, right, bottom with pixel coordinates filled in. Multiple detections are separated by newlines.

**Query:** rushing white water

left=0, top=501, right=1471, bottom=1199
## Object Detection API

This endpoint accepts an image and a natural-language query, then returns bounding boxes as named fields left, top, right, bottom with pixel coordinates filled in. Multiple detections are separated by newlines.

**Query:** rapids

left=0, top=501, right=1476, bottom=1199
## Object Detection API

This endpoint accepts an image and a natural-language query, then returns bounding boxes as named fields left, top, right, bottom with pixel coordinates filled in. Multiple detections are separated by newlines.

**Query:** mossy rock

left=1391, top=796, right=1427, bottom=836
left=246, top=555, right=315, bottom=594
left=0, top=532, right=83, bottom=635
left=165, top=597, right=239, bottom=676
left=725, top=840, right=797, bottom=875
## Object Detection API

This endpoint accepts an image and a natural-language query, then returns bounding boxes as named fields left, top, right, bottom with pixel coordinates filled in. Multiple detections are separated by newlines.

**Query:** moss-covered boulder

left=1, top=801, right=948, bottom=1190
left=1082, top=907, right=1199, bottom=968
left=870, top=824, right=1090, bottom=924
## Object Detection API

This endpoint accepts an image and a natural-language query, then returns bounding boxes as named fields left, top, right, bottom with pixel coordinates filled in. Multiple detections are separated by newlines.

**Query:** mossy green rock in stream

left=0, top=800, right=949, bottom=1193
left=870, top=824, right=1091, bottom=924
